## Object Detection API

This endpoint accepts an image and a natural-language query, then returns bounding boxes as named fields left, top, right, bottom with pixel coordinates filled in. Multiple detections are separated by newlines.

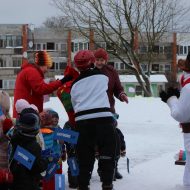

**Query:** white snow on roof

left=119, top=74, right=168, bottom=83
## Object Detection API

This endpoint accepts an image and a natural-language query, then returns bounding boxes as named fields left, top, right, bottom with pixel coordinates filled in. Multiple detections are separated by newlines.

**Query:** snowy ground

left=44, top=97, right=186, bottom=190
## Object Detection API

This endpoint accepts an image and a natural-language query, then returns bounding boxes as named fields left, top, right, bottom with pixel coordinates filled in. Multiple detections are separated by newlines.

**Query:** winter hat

left=74, top=50, right=95, bottom=71
left=0, top=91, right=10, bottom=115
left=178, top=51, right=190, bottom=72
left=15, top=99, right=39, bottom=114
left=35, top=51, right=53, bottom=68
left=15, top=99, right=31, bottom=114
left=2, top=118, right=13, bottom=134
left=17, top=108, right=40, bottom=137
left=94, top=48, right=109, bottom=61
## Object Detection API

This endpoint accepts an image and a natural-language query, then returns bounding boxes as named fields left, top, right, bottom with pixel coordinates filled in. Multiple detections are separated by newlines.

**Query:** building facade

left=0, top=24, right=185, bottom=96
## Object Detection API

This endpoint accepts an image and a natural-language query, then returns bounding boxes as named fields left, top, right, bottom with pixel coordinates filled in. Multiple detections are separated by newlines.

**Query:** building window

left=0, top=80, right=2, bottom=88
left=61, top=43, right=67, bottom=51
left=115, top=63, right=119, bottom=70
left=152, top=64, right=159, bottom=71
left=56, top=44, right=59, bottom=51
left=47, top=42, right=55, bottom=50
left=140, top=64, right=148, bottom=72
left=179, top=46, right=183, bottom=55
left=74, top=43, right=78, bottom=52
left=136, top=85, right=143, bottom=96
left=184, top=46, right=187, bottom=54
left=0, top=58, right=5, bottom=67
left=16, top=36, right=22, bottom=46
left=59, top=62, right=67, bottom=69
left=83, top=42, right=88, bottom=50
left=43, top=44, right=46, bottom=50
left=3, top=80, right=15, bottom=89
left=159, top=64, right=164, bottom=72
left=13, top=57, right=22, bottom=67
left=165, top=64, right=171, bottom=71
left=120, top=63, right=125, bottom=70
left=139, top=46, right=148, bottom=53
left=6, top=35, right=13, bottom=47
left=159, top=46, right=164, bottom=54
left=37, top=44, right=41, bottom=50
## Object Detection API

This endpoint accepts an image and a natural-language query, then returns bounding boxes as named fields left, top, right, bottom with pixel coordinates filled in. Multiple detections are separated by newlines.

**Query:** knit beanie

left=17, top=108, right=40, bottom=137
left=15, top=99, right=39, bottom=114
left=94, top=48, right=109, bottom=61
left=35, top=51, right=53, bottom=68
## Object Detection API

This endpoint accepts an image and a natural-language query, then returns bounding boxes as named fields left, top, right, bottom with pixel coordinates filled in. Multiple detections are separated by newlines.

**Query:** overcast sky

left=0, top=0, right=189, bottom=28
left=0, top=0, right=60, bottom=27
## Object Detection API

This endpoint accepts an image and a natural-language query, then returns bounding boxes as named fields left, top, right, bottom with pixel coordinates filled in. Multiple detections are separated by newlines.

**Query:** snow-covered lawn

left=44, top=97, right=186, bottom=190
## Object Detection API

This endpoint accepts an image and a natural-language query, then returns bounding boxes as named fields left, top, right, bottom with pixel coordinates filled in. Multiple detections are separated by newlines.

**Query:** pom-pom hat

left=35, top=51, right=53, bottom=68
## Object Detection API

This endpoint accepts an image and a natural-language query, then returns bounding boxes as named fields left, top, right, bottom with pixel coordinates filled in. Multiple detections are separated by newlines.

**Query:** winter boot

left=77, top=186, right=90, bottom=190
left=102, top=184, right=113, bottom=190
left=115, top=169, right=123, bottom=179
left=68, top=170, right=78, bottom=188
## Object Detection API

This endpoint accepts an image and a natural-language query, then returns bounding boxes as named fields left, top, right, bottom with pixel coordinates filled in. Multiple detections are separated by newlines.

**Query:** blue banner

left=55, top=174, right=65, bottom=190
left=53, top=128, right=79, bottom=144
left=13, top=145, right=36, bottom=170
left=45, top=163, right=59, bottom=180
left=68, top=157, right=79, bottom=176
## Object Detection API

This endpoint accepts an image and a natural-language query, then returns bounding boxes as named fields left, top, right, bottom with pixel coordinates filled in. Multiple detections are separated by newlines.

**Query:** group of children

left=0, top=97, right=67, bottom=190
left=0, top=48, right=127, bottom=190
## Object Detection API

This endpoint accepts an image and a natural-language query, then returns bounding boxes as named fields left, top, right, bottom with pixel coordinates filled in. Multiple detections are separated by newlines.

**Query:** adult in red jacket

left=13, top=51, right=71, bottom=118
left=94, top=48, right=128, bottom=180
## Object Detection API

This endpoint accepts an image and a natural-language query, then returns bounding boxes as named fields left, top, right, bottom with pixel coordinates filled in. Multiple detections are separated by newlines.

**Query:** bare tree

left=43, top=16, right=73, bottom=30
left=51, top=0, right=189, bottom=96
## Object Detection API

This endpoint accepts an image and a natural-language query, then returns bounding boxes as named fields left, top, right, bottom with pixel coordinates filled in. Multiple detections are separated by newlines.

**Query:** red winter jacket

left=100, top=65, right=126, bottom=113
left=13, top=63, right=62, bottom=118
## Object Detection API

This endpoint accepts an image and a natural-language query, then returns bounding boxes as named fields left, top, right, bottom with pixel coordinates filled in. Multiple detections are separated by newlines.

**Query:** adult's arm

left=167, top=85, right=190, bottom=123
left=26, top=68, right=62, bottom=95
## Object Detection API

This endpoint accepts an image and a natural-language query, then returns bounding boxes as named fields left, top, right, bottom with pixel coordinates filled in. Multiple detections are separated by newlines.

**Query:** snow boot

left=68, top=170, right=78, bottom=188
left=102, top=184, right=113, bottom=190
left=115, top=169, right=123, bottom=179
left=77, top=186, right=90, bottom=190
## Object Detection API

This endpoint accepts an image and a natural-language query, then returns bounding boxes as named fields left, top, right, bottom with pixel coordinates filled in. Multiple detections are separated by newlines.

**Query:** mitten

left=167, top=87, right=180, bottom=98
left=159, top=90, right=169, bottom=103
left=60, top=75, right=73, bottom=84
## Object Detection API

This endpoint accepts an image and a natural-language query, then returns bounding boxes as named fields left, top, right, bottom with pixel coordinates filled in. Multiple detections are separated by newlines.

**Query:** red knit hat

left=74, top=50, right=95, bottom=71
left=2, top=118, right=13, bottom=134
left=94, top=48, right=108, bottom=61
left=35, top=51, right=53, bottom=68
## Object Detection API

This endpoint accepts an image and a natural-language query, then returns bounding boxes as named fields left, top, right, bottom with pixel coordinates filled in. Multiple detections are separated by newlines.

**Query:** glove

left=120, top=94, right=128, bottom=103
left=60, top=75, right=73, bottom=84
left=167, top=87, right=180, bottom=98
left=159, top=90, right=169, bottom=103
left=120, top=150, right=126, bottom=157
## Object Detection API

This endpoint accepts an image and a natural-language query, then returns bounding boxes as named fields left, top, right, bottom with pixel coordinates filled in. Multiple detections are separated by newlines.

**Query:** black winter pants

left=76, top=117, right=117, bottom=188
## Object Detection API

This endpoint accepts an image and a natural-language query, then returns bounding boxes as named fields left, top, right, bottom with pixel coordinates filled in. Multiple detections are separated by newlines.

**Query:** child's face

left=52, top=117, right=59, bottom=126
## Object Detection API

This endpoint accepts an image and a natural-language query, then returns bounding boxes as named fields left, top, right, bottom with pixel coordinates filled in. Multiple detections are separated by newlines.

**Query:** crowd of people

left=0, top=48, right=128, bottom=190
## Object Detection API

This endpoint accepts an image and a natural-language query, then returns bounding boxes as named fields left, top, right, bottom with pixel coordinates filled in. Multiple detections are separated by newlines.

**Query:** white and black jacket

left=167, top=72, right=190, bottom=123
left=71, top=68, right=112, bottom=121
